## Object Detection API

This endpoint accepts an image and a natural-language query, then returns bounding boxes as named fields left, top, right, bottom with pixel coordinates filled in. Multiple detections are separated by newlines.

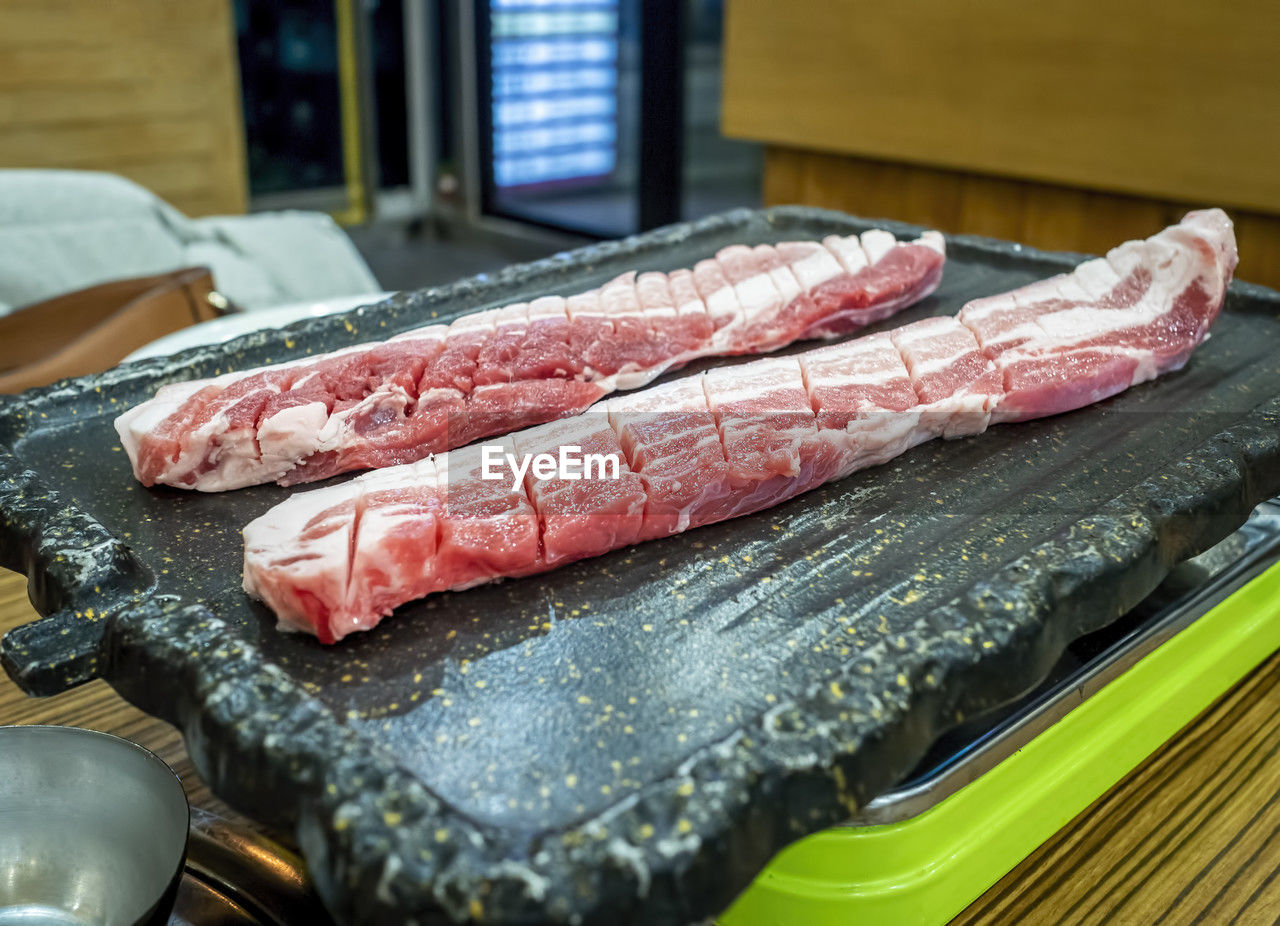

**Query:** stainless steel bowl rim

left=0, top=724, right=190, bottom=926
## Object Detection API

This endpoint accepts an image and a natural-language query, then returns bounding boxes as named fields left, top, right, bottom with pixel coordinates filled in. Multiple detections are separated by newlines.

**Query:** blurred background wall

left=2, top=0, right=1277, bottom=286
left=723, top=0, right=1280, bottom=287
left=0, top=1, right=761, bottom=246
left=0, top=0, right=248, bottom=216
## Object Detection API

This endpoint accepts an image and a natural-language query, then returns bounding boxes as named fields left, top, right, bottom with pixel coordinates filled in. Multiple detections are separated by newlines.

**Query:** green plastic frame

left=723, top=561, right=1280, bottom=925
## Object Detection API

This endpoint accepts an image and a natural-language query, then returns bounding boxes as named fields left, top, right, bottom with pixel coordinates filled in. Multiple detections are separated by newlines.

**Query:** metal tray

left=2, top=207, right=1279, bottom=924
left=172, top=808, right=333, bottom=925
left=854, top=497, right=1280, bottom=826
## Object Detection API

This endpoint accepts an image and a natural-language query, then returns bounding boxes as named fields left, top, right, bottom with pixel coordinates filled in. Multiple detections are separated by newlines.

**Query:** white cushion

left=0, top=169, right=381, bottom=315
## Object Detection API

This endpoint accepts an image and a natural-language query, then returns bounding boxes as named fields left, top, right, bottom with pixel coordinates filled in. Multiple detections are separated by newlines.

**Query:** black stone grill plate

left=2, top=207, right=1279, bottom=924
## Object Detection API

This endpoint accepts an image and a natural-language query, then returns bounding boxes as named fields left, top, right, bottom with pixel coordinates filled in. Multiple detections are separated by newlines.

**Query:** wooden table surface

left=3, top=568, right=1279, bottom=924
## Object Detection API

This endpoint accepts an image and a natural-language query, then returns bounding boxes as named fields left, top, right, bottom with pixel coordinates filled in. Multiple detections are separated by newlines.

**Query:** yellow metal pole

left=333, top=0, right=368, bottom=225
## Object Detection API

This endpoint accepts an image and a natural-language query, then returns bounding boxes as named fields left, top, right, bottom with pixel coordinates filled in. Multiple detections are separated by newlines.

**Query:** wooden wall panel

left=725, top=0, right=1280, bottom=215
left=0, top=0, right=248, bottom=216
left=763, top=146, right=1280, bottom=290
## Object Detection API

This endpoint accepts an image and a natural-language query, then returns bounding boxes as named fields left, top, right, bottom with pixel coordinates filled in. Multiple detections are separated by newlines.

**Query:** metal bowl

left=0, top=726, right=189, bottom=926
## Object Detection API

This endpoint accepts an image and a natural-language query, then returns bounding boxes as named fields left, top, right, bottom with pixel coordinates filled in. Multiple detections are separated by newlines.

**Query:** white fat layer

left=166, top=413, right=250, bottom=489
left=606, top=362, right=673, bottom=392
left=389, top=323, right=449, bottom=343
left=893, top=316, right=961, bottom=344
left=763, top=261, right=804, bottom=305
left=148, top=361, right=255, bottom=403
left=1003, top=339, right=1163, bottom=366
left=908, top=348, right=976, bottom=377
left=731, top=273, right=783, bottom=322
left=527, top=295, right=568, bottom=321
left=358, top=454, right=442, bottom=493
left=243, top=482, right=359, bottom=632
left=892, top=319, right=986, bottom=382
left=692, top=257, right=745, bottom=327
left=244, top=480, right=359, bottom=554
left=924, top=391, right=997, bottom=439
left=607, top=376, right=707, bottom=416
left=565, top=289, right=603, bottom=318
left=1107, top=236, right=1180, bottom=279
left=916, top=230, right=946, bottom=256
left=599, top=273, right=640, bottom=315
left=837, top=410, right=930, bottom=474
left=978, top=318, right=1043, bottom=349
left=258, top=343, right=369, bottom=375
left=191, top=439, right=284, bottom=491
left=449, top=308, right=500, bottom=336
left=803, top=331, right=896, bottom=361
left=804, top=361, right=907, bottom=388
left=780, top=241, right=844, bottom=291
left=259, top=402, right=330, bottom=464
left=1033, top=279, right=1176, bottom=342
left=794, top=251, right=845, bottom=289
left=860, top=229, right=897, bottom=264
left=704, top=358, right=807, bottom=405
left=1050, top=274, right=1095, bottom=306
left=706, top=356, right=798, bottom=380
left=418, top=387, right=463, bottom=406
left=753, top=244, right=804, bottom=302
left=1071, top=259, right=1122, bottom=301
left=148, top=377, right=212, bottom=406
left=666, top=268, right=710, bottom=319
left=515, top=412, right=612, bottom=449
left=822, top=234, right=869, bottom=276
left=958, top=291, right=1019, bottom=323
left=446, top=433, right=518, bottom=473
left=635, top=271, right=675, bottom=313
left=705, top=381, right=807, bottom=407
left=115, top=392, right=190, bottom=463
left=703, top=285, right=744, bottom=332
left=959, top=248, right=1156, bottom=352
left=491, top=302, right=529, bottom=328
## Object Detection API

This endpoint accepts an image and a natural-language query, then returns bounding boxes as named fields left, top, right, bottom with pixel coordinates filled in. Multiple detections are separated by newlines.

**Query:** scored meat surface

left=116, top=229, right=946, bottom=492
left=960, top=209, right=1236, bottom=421
left=243, top=210, right=1236, bottom=643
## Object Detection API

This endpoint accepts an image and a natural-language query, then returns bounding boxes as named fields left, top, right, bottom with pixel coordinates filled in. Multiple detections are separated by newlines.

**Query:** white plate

left=123, top=292, right=396, bottom=363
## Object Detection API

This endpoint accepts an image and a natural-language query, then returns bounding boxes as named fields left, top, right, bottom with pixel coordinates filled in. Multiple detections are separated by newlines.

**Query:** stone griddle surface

left=2, top=208, right=1279, bottom=924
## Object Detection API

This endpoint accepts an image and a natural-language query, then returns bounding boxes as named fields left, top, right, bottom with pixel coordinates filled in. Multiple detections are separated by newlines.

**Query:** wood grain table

left=3, top=568, right=1278, bottom=924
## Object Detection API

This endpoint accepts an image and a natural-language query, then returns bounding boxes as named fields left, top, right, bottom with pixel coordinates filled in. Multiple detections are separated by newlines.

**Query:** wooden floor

left=956, top=649, right=1280, bottom=925
left=2, top=569, right=1278, bottom=924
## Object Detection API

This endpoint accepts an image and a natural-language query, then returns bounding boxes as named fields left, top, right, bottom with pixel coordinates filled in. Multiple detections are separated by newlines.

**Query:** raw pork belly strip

left=243, top=210, right=1236, bottom=643
left=116, top=229, right=946, bottom=491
